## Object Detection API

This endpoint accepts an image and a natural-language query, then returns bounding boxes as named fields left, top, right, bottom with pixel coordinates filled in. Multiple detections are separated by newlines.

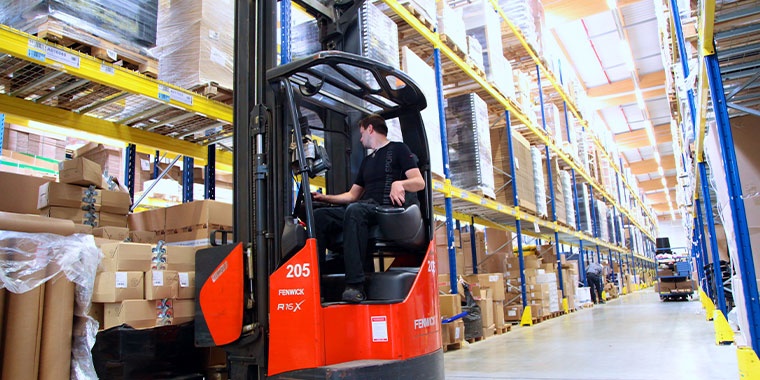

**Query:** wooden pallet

left=34, top=20, right=158, bottom=78
left=442, top=341, right=463, bottom=352
left=189, top=82, right=234, bottom=105
left=494, top=325, right=512, bottom=335
left=466, top=335, right=486, bottom=344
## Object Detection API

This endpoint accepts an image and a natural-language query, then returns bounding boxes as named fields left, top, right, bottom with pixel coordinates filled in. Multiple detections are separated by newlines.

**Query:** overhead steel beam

left=727, top=102, right=760, bottom=118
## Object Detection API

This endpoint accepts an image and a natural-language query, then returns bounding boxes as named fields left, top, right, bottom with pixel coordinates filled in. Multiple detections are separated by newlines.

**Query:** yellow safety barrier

left=713, top=310, right=734, bottom=345
left=562, top=298, right=569, bottom=314
left=520, top=305, right=533, bottom=326
left=699, top=289, right=715, bottom=321
left=737, top=347, right=760, bottom=379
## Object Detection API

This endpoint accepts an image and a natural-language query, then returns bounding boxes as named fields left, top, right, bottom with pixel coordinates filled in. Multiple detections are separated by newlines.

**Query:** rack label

left=46, top=46, right=80, bottom=68
left=157, top=84, right=194, bottom=106
left=27, top=40, right=46, bottom=62
left=100, top=64, right=115, bottom=75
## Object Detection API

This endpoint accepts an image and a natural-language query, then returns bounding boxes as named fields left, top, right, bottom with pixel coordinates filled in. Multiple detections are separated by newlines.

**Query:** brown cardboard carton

left=463, top=273, right=506, bottom=301
left=493, top=300, right=505, bottom=328
left=164, top=246, right=197, bottom=271
left=92, top=272, right=145, bottom=303
left=0, top=172, right=50, bottom=214
left=164, top=228, right=218, bottom=247
left=128, top=208, right=166, bottom=232
left=99, top=212, right=128, bottom=228
left=100, top=242, right=153, bottom=272
left=89, top=302, right=105, bottom=330
left=37, top=182, right=99, bottom=210
left=2, top=286, right=45, bottom=379
left=58, top=157, right=103, bottom=188
left=93, top=226, right=130, bottom=241
left=438, top=274, right=452, bottom=293
left=440, top=320, right=452, bottom=345
left=449, top=319, right=465, bottom=343
left=74, top=223, right=94, bottom=234
left=177, top=272, right=196, bottom=299
left=129, top=231, right=159, bottom=244
left=173, top=299, right=195, bottom=325
left=476, top=297, right=494, bottom=328
left=104, top=300, right=159, bottom=330
left=439, top=294, right=461, bottom=318
left=145, top=270, right=180, bottom=300
left=165, top=200, right=232, bottom=230
left=99, top=189, right=132, bottom=214
left=504, top=304, right=523, bottom=322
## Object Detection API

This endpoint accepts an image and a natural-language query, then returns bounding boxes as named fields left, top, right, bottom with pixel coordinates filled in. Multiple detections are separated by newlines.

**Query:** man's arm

left=389, top=168, right=425, bottom=206
left=312, top=184, right=364, bottom=205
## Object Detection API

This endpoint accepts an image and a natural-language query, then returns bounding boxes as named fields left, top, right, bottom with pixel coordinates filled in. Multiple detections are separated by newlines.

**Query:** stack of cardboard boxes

left=91, top=242, right=198, bottom=330
left=463, top=273, right=507, bottom=336
left=489, top=129, right=537, bottom=214
left=128, top=199, right=233, bottom=246
left=38, top=157, right=131, bottom=228
left=438, top=294, right=465, bottom=347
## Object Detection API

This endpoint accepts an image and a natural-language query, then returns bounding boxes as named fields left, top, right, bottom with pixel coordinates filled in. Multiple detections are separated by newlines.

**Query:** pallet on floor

left=442, top=341, right=463, bottom=352
left=466, top=335, right=486, bottom=344
left=494, top=325, right=511, bottom=335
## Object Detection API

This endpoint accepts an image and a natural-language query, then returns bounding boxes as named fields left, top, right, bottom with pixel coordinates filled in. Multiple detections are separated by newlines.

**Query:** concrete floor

left=444, top=290, right=739, bottom=380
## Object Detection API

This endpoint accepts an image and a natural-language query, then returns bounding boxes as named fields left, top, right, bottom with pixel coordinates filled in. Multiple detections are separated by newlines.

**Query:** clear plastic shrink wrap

left=154, top=0, right=234, bottom=90
left=532, top=147, right=547, bottom=217
left=560, top=171, right=576, bottom=226
left=445, top=93, right=495, bottom=198
left=0, top=231, right=100, bottom=380
left=0, top=0, right=159, bottom=52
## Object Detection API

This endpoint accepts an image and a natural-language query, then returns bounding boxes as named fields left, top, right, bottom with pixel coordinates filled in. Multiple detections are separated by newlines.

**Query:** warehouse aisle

left=443, top=290, right=738, bottom=379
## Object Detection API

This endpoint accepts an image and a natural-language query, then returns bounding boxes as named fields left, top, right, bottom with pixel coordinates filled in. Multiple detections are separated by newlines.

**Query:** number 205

left=286, top=263, right=311, bottom=278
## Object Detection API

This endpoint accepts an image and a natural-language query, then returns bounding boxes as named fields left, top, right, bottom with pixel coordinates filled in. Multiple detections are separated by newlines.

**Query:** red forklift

left=193, top=0, right=444, bottom=378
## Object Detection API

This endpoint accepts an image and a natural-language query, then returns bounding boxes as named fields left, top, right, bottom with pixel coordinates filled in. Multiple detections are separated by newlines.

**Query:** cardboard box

left=40, top=206, right=95, bottom=225
left=164, top=228, right=219, bottom=247
left=504, top=304, right=523, bottom=322
left=165, top=200, right=232, bottom=230
left=58, top=157, right=102, bottom=188
left=89, top=302, right=104, bottom=330
left=0, top=172, right=51, bottom=214
left=92, top=272, right=145, bottom=303
left=164, top=246, right=197, bottom=271
left=128, top=208, right=166, bottom=232
left=173, top=299, right=195, bottom=325
left=104, top=300, right=159, bottom=330
left=37, top=182, right=96, bottom=210
left=100, top=242, right=153, bottom=272
left=129, top=230, right=159, bottom=244
left=476, top=297, right=494, bottom=328
left=463, top=273, right=506, bottom=301
left=177, top=272, right=196, bottom=299
left=439, top=294, right=462, bottom=318
left=448, top=319, right=464, bottom=343
left=93, top=226, right=130, bottom=241
left=145, top=270, right=179, bottom=300
left=493, top=300, right=505, bottom=328
left=74, top=223, right=93, bottom=234
left=99, top=212, right=128, bottom=228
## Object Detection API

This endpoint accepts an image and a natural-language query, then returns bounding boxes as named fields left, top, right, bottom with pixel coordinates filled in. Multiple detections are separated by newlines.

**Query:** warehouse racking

left=0, top=0, right=660, bottom=326
left=662, top=0, right=760, bottom=370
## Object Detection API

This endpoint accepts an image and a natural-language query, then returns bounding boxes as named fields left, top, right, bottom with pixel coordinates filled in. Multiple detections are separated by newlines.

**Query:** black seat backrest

left=373, top=204, right=426, bottom=251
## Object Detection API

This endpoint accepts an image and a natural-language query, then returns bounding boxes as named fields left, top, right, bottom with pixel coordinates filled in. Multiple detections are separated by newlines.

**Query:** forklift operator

left=312, top=114, right=426, bottom=303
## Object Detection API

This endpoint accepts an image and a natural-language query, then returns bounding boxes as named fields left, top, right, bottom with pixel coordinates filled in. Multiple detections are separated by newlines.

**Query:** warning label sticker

left=371, top=316, right=388, bottom=342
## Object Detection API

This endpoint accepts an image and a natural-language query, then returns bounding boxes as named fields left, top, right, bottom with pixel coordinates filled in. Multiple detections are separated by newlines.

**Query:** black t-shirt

left=354, top=142, right=418, bottom=206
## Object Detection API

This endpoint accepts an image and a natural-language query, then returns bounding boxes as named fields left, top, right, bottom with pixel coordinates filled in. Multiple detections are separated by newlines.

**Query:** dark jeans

left=314, top=203, right=377, bottom=284
left=587, top=274, right=604, bottom=303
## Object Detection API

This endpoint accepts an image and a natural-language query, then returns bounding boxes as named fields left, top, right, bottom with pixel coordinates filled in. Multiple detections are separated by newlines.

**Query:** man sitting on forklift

left=312, top=114, right=426, bottom=303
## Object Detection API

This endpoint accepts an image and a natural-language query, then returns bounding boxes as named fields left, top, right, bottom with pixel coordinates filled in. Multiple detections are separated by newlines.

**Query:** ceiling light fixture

left=607, top=0, right=617, bottom=10
left=658, top=167, right=665, bottom=176
left=654, top=151, right=661, bottom=165
left=661, top=177, right=667, bottom=186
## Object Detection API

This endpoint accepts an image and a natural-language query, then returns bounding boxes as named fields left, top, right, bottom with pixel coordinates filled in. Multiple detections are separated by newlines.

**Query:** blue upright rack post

left=692, top=197, right=722, bottom=298
left=434, top=48, right=459, bottom=294
left=505, top=110, right=528, bottom=309
left=469, top=217, right=478, bottom=274
left=706, top=53, right=760, bottom=350
left=536, top=65, right=565, bottom=300
left=182, top=156, right=194, bottom=203
left=0, top=113, right=5, bottom=157
left=700, top=161, right=728, bottom=315
left=124, top=144, right=136, bottom=204
left=205, top=144, right=216, bottom=200
left=280, top=0, right=291, bottom=65
left=669, top=0, right=698, bottom=137
left=588, top=185, right=602, bottom=263
left=153, top=150, right=160, bottom=179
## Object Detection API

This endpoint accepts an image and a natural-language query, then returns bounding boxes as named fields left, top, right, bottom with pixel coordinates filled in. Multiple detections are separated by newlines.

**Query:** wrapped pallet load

left=445, top=93, right=495, bottom=198
left=560, top=171, right=576, bottom=226
left=0, top=0, right=159, bottom=53
left=490, top=129, right=537, bottom=213
left=531, top=147, right=547, bottom=217
left=576, top=183, right=592, bottom=234
left=154, top=0, right=234, bottom=90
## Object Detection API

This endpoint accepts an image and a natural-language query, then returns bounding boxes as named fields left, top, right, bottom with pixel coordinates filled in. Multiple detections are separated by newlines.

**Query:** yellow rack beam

left=0, top=25, right=233, bottom=124
left=380, top=0, right=653, bottom=242
left=487, top=0, right=658, bottom=231
left=0, top=95, right=233, bottom=171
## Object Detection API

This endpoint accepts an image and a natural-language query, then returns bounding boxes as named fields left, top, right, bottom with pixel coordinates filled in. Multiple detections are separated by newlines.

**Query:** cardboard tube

left=0, top=211, right=76, bottom=235
left=2, top=286, right=45, bottom=379
left=39, top=275, right=75, bottom=380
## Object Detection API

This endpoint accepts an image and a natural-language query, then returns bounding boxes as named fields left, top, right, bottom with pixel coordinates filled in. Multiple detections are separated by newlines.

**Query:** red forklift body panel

left=267, top=240, right=440, bottom=376
left=198, top=242, right=245, bottom=345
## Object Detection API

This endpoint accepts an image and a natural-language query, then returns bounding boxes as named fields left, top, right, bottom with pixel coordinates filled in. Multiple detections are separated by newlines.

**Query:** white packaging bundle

left=437, top=2, right=467, bottom=53
left=560, top=170, right=576, bottom=227
left=360, top=1, right=399, bottom=68
left=467, top=35, right=485, bottom=73
left=401, top=47, right=444, bottom=178
left=532, top=147, right=547, bottom=217
left=597, top=200, right=609, bottom=241
left=445, top=93, right=495, bottom=198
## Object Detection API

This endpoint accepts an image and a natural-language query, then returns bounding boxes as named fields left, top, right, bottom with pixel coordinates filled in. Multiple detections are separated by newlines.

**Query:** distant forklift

left=655, top=238, right=694, bottom=301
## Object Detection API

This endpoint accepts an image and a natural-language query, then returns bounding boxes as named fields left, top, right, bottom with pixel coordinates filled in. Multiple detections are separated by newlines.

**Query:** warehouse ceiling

left=544, top=0, right=676, bottom=221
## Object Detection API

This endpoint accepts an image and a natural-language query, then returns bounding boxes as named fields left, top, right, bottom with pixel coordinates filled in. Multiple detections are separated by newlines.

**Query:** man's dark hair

left=359, top=114, right=388, bottom=136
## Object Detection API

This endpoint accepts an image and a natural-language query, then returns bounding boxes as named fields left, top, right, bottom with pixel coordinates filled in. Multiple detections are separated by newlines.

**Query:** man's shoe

left=342, top=285, right=366, bottom=303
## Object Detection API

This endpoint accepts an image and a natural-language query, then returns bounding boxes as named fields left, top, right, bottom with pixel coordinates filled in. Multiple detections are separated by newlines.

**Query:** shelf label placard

left=46, top=46, right=80, bottom=68
left=157, top=84, right=194, bottom=106
left=27, top=40, right=46, bottom=62
left=100, top=64, right=115, bottom=75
